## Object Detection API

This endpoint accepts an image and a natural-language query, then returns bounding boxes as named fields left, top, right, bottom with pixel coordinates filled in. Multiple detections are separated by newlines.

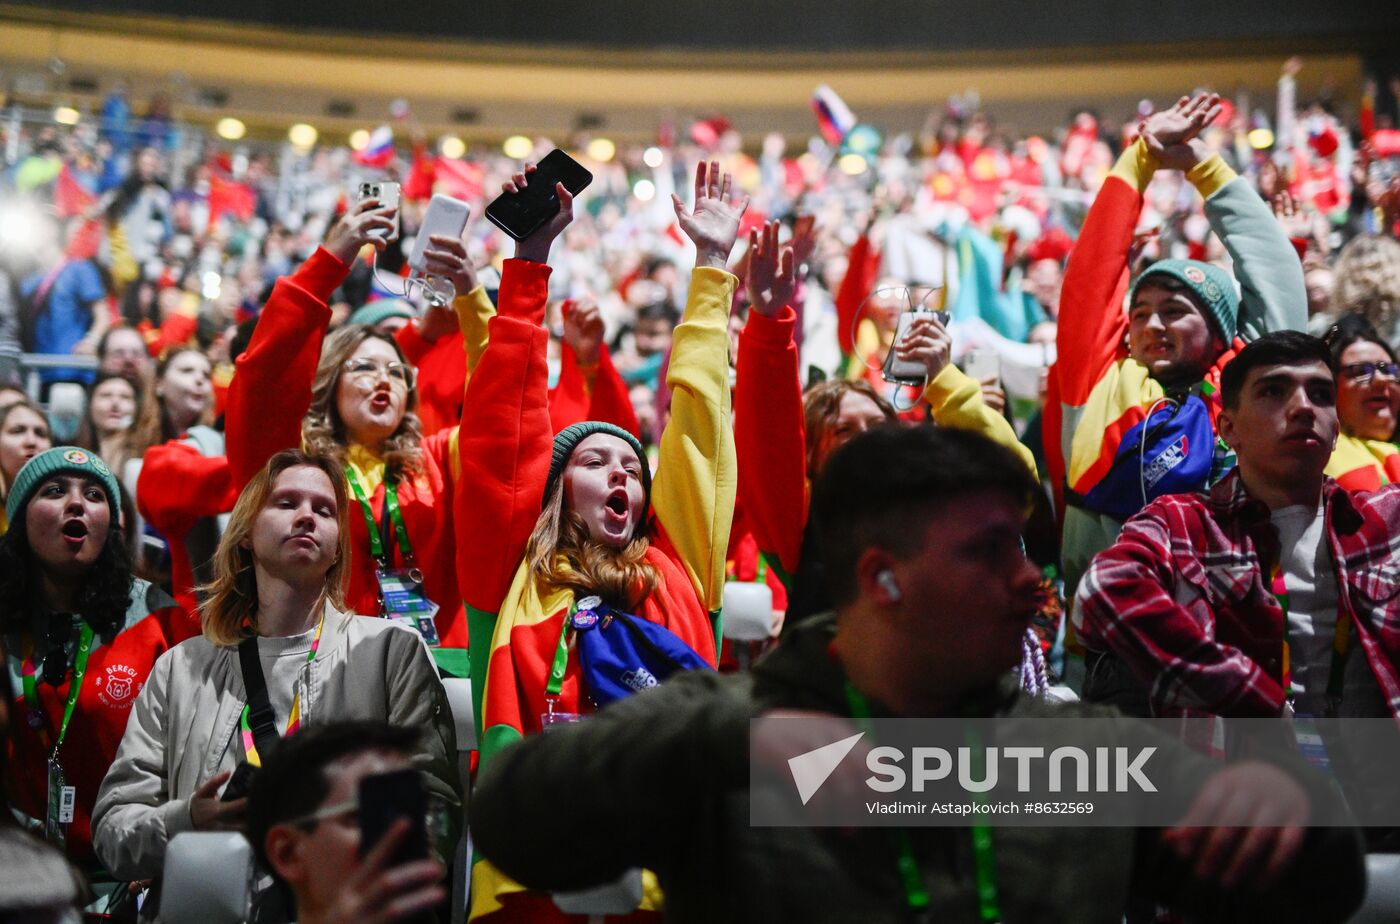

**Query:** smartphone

left=963, top=348, right=1002, bottom=383
left=882, top=309, right=949, bottom=386
left=357, top=181, right=401, bottom=242
left=408, top=194, right=471, bottom=273
left=220, top=761, right=257, bottom=802
left=485, top=148, right=593, bottom=241
left=358, top=768, right=429, bottom=865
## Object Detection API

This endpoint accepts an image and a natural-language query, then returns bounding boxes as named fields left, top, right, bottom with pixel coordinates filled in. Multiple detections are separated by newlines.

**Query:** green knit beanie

left=544, top=422, right=650, bottom=511
left=348, top=299, right=415, bottom=329
left=6, top=446, right=122, bottom=524
left=1130, top=259, right=1240, bottom=344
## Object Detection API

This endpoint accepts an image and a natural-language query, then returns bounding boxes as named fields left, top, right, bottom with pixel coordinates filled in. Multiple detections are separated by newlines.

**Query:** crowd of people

left=0, top=56, right=1399, bottom=922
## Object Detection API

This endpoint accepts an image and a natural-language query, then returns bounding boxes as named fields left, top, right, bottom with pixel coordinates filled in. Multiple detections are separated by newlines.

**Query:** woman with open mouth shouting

left=222, top=197, right=496, bottom=667
left=458, top=161, right=743, bottom=922
left=1323, top=314, right=1400, bottom=492
left=0, top=446, right=188, bottom=875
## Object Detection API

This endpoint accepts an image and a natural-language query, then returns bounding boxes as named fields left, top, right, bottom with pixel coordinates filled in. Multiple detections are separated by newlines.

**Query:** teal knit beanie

left=348, top=299, right=415, bottom=329
left=1130, top=259, right=1240, bottom=344
left=544, top=422, right=650, bottom=510
left=6, top=446, right=122, bottom=524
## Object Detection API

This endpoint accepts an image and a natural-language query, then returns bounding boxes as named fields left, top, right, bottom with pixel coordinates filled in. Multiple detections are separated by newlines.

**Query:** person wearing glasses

left=1322, top=314, right=1400, bottom=492
left=92, top=449, right=458, bottom=899
left=222, top=200, right=495, bottom=662
left=246, top=721, right=449, bottom=924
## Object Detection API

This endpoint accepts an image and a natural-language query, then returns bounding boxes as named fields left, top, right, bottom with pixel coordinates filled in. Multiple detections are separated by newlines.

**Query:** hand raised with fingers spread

left=1270, top=191, right=1313, bottom=242
left=745, top=220, right=797, bottom=318
left=506, top=163, right=575, bottom=264
left=1141, top=92, right=1222, bottom=171
left=561, top=298, right=605, bottom=366
left=672, top=160, right=749, bottom=270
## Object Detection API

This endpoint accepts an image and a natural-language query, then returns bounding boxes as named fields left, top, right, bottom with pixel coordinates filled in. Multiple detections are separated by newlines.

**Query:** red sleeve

left=835, top=234, right=879, bottom=359
left=149, top=313, right=197, bottom=355
left=136, top=441, right=237, bottom=538
left=225, top=247, right=347, bottom=488
left=734, top=307, right=807, bottom=584
left=1055, top=176, right=1140, bottom=406
left=455, top=259, right=554, bottom=614
left=394, top=319, right=433, bottom=366
left=549, top=344, right=640, bottom=437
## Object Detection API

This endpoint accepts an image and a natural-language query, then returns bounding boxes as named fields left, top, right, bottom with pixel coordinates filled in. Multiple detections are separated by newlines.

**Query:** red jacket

left=5, top=581, right=190, bottom=871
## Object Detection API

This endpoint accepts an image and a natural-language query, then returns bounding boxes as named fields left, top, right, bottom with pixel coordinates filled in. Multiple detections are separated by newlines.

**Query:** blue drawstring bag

left=1078, top=393, right=1217, bottom=521
left=570, top=596, right=713, bottom=708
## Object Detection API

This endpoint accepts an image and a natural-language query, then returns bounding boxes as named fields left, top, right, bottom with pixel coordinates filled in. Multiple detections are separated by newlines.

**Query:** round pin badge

left=62, top=449, right=89, bottom=464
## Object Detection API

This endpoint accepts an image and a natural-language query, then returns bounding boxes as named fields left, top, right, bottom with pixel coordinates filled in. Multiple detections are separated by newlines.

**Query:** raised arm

left=549, top=298, right=640, bottom=435
left=651, top=161, right=745, bottom=613
left=455, top=166, right=570, bottom=703
left=1075, top=502, right=1284, bottom=717
left=735, top=219, right=808, bottom=587
left=225, top=200, right=393, bottom=488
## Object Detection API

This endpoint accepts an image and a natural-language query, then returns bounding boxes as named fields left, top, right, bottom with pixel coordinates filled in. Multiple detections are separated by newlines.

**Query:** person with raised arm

left=457, top=161, right=743, bottom=922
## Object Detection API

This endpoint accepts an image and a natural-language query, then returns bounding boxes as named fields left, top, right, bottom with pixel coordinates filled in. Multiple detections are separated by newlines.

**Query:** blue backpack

left=570, top=596, right=713, bottom=708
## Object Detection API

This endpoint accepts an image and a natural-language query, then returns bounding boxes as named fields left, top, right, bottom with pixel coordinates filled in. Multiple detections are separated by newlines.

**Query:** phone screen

left=358, top=768, right=429, bottom=864
left=486, top=149, right=594, bottom=241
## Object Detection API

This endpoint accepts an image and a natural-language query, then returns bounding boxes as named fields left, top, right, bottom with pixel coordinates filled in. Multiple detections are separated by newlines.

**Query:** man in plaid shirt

left=1076, top=331, right=1400, bottom=721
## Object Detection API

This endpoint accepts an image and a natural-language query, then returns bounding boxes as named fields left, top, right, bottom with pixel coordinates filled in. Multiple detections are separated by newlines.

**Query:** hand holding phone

left=326, top=198, right=398, bottom=266
left=884, top=310, right=950, bottom=385
left=486, top=149, right=592, bottom=253
left=357, top=182, right=401, bottom=242
left=358, top=768, right=430, bottom=865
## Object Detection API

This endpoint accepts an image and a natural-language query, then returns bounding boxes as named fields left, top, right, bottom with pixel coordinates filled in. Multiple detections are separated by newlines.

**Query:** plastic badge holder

left=722, top=580, right=775, bottom=642
left=552, top=868, right=644, bottom=915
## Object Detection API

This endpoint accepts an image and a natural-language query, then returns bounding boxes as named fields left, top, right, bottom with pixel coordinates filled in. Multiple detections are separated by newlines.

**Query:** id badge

left=377, top=569, right=441, bottom=646
left=46, top=759, right=75, bottom=847
left=1292, top=713, right=1333, bottom=772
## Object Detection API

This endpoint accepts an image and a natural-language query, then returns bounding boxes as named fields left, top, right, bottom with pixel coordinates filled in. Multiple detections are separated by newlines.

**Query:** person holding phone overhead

left=92, top=449, right=459, bottom=903
left=458, top=161, right=742, bottom=921
left=221, top=195, right=497, bottom=665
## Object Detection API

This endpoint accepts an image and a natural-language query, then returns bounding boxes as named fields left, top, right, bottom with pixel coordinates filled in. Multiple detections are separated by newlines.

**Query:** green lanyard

left=21, top=622, right=95, bottom=759
left=345, top=467, right=413, bottom=567
left=844, top=680, right=1001, bottom=923
left=547, top=597, right=606, bottom=699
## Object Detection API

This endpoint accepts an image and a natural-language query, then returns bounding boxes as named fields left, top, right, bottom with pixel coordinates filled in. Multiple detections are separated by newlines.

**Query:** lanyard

left=345, top=466, right=413, bottom=568
left=1269, top=555, right=1351, bottom=713
left=20, top=622, right=95, bottom=759
left=843, top=680, right=1001, bottom=923
left=238, top=616, right=324, bottom=768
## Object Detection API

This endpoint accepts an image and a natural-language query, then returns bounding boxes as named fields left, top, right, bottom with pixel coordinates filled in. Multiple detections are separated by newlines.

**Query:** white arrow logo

left=787, top=732, right=866, bottom=805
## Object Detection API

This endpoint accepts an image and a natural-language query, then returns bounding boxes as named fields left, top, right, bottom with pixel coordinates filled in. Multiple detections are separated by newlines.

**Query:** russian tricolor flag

left=355, top=124, right=396, bottom=168
left=811, top=84, right=856, bottom=147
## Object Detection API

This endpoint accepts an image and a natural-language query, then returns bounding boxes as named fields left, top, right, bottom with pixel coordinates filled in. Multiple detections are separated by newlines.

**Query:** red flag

left=208, top=173, right=256, bottom=223
left=434, top=157, right=485, bottom=204
left=54, top=164, right=95, bottom=218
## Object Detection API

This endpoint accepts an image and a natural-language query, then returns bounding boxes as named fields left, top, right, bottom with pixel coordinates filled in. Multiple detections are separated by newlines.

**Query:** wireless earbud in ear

left=876, top=570, right=902, bottom=602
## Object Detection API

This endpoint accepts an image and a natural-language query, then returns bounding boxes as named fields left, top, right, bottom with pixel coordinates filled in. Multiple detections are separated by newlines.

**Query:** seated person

left=246, top=721, right=447, bottom=924
left=91, top=448, right=459, bottom=895
left=471, top=425, right=1363, bottom=922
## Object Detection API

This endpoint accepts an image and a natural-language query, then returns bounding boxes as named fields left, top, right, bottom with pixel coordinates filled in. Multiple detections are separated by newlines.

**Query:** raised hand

left=892, top=314, right=952, bottom=380
left=325, top=198, right=397, bottom=265
left=561, top=297, right=605, bottom=366
left=325, top=819, right=446, bottom=924
left=790, top=213, right=817, bottom=271
left=421, top=233, right=477, bottom=298
left=1270, top=191, right=1314, bottom=242
left=507, top=163, right=575, bottom=264
left=745, top=220, right=797, bottom=318
left=672, top=160, right=749, bottom=270
left=1140, top=93, right=1222, bottom=171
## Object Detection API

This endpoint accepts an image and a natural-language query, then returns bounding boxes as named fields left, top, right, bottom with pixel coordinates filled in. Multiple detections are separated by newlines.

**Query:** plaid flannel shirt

left=1075, top=470, right=1400, bottom=720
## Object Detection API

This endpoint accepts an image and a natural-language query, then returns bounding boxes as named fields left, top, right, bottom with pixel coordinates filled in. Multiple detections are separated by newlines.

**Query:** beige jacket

left=91, top=605, right=459, bottom=880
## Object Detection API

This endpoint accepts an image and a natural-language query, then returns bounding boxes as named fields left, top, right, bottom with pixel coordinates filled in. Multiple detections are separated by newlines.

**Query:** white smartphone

left=963, top=348, right=1002, bottom=383
left=882, top=309, right=946, bottom=386
left=356, top=181, right=400, bottom=241
left=409, top=194, right=471, bottom=272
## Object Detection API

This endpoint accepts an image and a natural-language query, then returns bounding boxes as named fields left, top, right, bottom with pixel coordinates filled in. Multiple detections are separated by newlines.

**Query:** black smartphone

left=485, top=148, right=593, bottom=241
left=358, top=768, right=429, bottom=864
left=221, top=761, right=257, bottom=802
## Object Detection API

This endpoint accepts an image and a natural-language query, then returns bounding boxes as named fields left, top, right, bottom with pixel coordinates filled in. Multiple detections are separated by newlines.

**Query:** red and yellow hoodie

left=1054, top=139, right=1306, bottom=598
left=457, top=258, right=736, bottom=921
left=1326, top=432, right=1400, bottom=492
left=735, top=304, right=1037, bottom=596
left=223, top=247, right=494, bottom=652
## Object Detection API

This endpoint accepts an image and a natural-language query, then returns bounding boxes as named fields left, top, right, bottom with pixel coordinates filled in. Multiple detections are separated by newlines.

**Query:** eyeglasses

left=1340, top=361, right=1400, bottom=385
left=283, top=795, right=452, bottom=842
left=343, top=358, right=413, bottom=389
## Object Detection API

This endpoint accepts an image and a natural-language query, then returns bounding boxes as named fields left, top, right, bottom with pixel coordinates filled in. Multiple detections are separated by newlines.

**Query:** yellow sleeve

left=1184, top=153, right=1237, bottom=200
left=1108, top=137, right=1159, bottom=195
left=650, top=267, right=739, bottom=611
left=453, top=285, right=497, bottom=374
left=923, top=363, right=1039, bottom=478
